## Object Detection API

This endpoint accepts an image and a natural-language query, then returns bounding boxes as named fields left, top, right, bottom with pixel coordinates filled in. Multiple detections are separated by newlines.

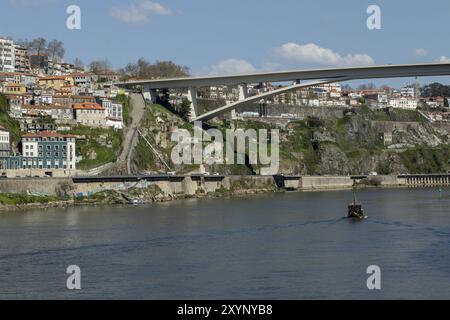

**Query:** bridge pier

left=187, top=87, right=198, bottom=121
left=232, top=84, right=249, bottom=119
left=143, top=85, right=158, bottom=103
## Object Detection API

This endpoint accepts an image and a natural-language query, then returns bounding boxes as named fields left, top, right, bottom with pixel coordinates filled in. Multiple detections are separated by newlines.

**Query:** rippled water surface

left=1, top=187, right=450, bottom=299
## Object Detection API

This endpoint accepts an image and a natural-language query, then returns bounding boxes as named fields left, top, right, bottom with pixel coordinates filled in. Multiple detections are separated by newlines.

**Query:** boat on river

left=348, top=197, right=366, bottom=220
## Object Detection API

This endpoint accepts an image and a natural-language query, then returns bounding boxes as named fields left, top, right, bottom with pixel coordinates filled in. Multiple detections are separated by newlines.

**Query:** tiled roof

left=72, top=102, right=104, bottom=110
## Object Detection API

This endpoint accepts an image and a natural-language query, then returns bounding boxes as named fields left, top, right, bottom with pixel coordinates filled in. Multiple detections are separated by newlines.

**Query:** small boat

left=348, top=196, right=365, bottom=220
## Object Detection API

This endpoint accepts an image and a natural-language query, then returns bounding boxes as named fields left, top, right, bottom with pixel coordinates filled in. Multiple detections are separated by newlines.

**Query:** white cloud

left=415, top=48, right=428, bottom=57
left=435, top=56, right=450, bottom=63
left=274, top=42, right=374, bottom=67
left=110, top=1, right=175, bottom=25
left=208, top=59, right=257, bottom=75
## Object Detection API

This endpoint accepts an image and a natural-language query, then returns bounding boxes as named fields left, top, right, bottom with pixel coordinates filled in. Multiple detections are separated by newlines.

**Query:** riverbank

left=1, top=178, right=448, bottom=213
left=0, top=184, right=282, bottom=213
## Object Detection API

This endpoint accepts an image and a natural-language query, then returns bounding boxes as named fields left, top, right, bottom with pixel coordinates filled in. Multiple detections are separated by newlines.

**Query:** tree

left=47, top=39, right=65, bottom=62
left=179, top=98, right=192, bottom=121
left=89, top=59, right=112, bottom=73
left=341, top=84, right=352, bottom=91
left=29, top=37, right=47, bottom=56
left=421, top=82, right=450, bottom=97
left=73, top=58, right=84, bottom=69
left=119, top=58, right=190, bottom=80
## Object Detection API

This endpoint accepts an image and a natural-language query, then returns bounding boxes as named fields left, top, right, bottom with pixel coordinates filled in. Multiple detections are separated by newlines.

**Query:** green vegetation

left=116, top=93, right=130, bottom=125
left=421, top=82, right=450, bottom=98
left=283, top=120, right=319, bottom=174
left=62, top=126, right=123, bottom=170
left=133, top=99, right=450, bottom=176
left=178, top=97, right=192, bottom=121
left=400, top=145, right=450, bottom=174
left=0, top=94, right=21, bottom=145
left=0, top=193, right=59, bottom=205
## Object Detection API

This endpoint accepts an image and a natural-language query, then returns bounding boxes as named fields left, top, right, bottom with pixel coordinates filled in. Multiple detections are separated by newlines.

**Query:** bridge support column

left=232, top=84, right=249, bottom=120
left=187, top=87, right=198, bottom=121
left=143, top=85, right=158, bottom=103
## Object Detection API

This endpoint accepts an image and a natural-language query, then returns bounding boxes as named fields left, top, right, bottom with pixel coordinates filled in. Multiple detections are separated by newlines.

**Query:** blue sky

left=1, top=0, right=450, bottom=86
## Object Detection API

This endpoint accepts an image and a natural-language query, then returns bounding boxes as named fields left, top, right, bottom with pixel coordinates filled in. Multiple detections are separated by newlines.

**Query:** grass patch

left=400, top=145, right=450, bottom=174
left=61, top=125, right=123, bottom=170
left=116, top=93, right=130, bottom=125
left=0, top=94, right=21, bottom=145
left=0, top=193, right=58, bottom=205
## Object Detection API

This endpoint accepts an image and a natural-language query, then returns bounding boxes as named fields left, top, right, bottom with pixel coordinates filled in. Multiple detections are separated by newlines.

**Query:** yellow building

left=3, top=83, right=27, bottom=94
left=38, top=76, right=73, bottom=90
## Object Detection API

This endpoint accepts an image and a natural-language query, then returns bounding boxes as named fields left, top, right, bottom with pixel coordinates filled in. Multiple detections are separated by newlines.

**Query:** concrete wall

left=0, top=178, right=73, bottom=196
left=301, top=176, right=353, bottom=190
left=3, top=174, right=448, bottom=199
left=1, top=169, right=76, bottom=178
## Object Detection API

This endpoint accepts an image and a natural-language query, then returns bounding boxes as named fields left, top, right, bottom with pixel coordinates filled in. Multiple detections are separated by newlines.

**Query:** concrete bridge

left=116, top=63, right=450, bottom=122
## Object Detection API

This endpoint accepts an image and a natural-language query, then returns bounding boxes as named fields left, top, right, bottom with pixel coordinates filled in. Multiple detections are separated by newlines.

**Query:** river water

left=1, top=187, right=450, bottom=299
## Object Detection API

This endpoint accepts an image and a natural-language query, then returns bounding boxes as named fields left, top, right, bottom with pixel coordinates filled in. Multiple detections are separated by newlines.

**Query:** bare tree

left=73, top=58, right=84, bottom=69
left=119, top=57, right=190, bottom=80
left=47, top=39, right=65, bottom=62
left=29, top=38, right=47, bottom=56
left=89, top=59, right=112, bottom=73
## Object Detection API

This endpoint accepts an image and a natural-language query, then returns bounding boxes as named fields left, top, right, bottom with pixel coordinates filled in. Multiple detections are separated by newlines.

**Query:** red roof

left=72, top=102, right=104, bottom=110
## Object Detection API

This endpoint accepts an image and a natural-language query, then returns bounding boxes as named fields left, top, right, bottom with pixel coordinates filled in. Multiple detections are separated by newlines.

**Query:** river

left=1, top=187, right=450, bottom=299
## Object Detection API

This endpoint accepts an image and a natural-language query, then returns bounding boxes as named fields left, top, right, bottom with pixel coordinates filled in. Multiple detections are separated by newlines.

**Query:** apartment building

left=73, top=102, right=106, bottom=127
left=97, top=98, right=124, bottom=129
left=0, top=126, right=10, bottom=157
left=0, top=37, right=15, bottom=73
left=389, top=96, right=418, bottom=110
left=14, top=45, right=30, bottom=73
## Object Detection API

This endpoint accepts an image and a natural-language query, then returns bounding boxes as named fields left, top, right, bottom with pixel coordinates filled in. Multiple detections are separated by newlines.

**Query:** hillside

left=0, top=94, right=21, bottom=147
left=131, top=103, right=450, bottom=175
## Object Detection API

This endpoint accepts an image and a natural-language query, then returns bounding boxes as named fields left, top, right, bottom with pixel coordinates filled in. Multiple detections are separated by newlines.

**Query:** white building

left=0, top=126, right=10, bottom=157
left=0, top=37, right=15, bottom=73
left=389, top=97, right=418, bottom=110
left=401, top=86, right=415, bottom=97
left=99, top=98, right=124, bottom=129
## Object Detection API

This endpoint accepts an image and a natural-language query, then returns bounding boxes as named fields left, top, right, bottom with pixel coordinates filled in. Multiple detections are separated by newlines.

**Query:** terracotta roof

left=22, top=131, right=77, bottom=139
left=39, top=76, right=68, bottom=81
left=72, top=102, right=104, bottom=110
left=23, top=104, right=71, bottom=110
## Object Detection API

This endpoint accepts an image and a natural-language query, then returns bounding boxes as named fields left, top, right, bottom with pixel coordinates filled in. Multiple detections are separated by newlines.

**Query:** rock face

left=316, top=143, right=350, bottom=175
left=130, top=102, right=450, bottom=175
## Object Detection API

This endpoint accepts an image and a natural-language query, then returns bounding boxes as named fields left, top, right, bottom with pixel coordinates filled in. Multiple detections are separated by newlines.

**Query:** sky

left=1, top=0, right=450, bottom=87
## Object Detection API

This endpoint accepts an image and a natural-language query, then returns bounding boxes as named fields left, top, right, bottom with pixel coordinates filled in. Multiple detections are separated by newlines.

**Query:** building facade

left=14, top=45, right=30, bottom=74
left=73, top=102, right=106, bottom=127
left=98, top=98, right=124, bottom=129
left=0, top=37, right=15, bottom=73
left=0, top=132, right=76, bottom=172
left=0, top=126, right=10, bottom=157
left=388, top=96, right=418, bottom=110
